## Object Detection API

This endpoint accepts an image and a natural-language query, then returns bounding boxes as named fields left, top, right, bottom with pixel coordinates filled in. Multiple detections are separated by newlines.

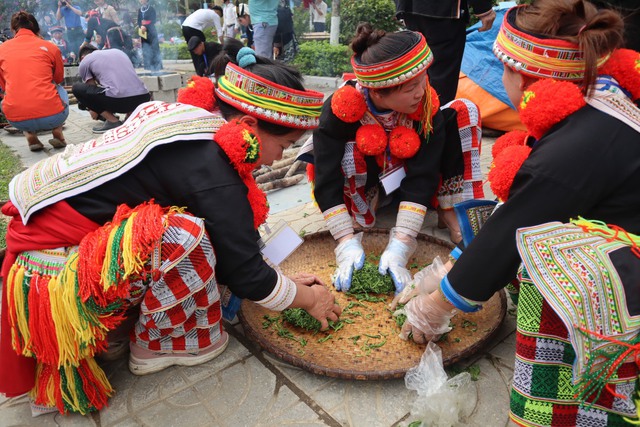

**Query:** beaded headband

left=215, top=62, right=324, bottom=129
left=351, top=31, right=433, bottom=89
left=493, top=5, right=610, bottom=81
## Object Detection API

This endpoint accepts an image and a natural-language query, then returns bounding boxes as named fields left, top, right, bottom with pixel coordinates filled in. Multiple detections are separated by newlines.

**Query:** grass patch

left=0, top=141, right=24, bottom=248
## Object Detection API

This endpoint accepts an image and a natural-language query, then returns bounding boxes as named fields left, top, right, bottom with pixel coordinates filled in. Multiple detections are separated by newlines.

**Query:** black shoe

left=92, top=120, right=123, bottom=134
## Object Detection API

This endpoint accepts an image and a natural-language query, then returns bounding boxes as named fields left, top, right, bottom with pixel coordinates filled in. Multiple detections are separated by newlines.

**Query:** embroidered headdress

left=493, top=5, right=610, bottom=81
left=351, top=31, right=433, bottom=88
left=214, top=54, right=324, bottom=129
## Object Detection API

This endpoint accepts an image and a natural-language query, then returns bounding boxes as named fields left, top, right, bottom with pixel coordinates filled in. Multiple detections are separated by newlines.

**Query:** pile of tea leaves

left=282, top=308, right=323, bottom=332
left=347, top=261, right=394, bottom=295
left=281, top=308, right=353, bottom=333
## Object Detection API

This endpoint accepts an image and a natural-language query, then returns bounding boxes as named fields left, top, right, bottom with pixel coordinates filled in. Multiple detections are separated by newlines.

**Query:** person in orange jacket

left=0, top=11, right=68, bottom=151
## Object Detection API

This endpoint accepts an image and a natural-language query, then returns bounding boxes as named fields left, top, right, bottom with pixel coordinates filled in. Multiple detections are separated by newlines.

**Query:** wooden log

left=255, top=166, right=290, bottom=184
left=284, top=160, right=304, bottom=178
left=253, top=154, right=297, bottom=177
left=258, top=174, right=304, bottom=192
left=271, top=153, right=298, bottom=169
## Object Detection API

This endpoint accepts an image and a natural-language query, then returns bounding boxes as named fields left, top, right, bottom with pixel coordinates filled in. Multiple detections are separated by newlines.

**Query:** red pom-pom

left=356, top=124, right=388, bottom=156
left=306, top=163, right=315, bottom=184
left=519, top=80, right=585, bottom=140
left=177, top=76, right=216, bottom=112
left=213, top=120, right=261, bottom=176
left=331, top=85, right=367, bottom=123
left=491, top=130, right=530, bottom=159
left=246, top=180, right=269, bottom=228
left=488, top=145, right=532, bottom=202
left=388, top=126, right=420, bottom=159
left=600, top=49, right=640, bottom=101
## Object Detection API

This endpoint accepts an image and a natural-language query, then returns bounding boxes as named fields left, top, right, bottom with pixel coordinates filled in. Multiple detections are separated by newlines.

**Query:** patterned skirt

left=511, top=222, right=640, bottom=427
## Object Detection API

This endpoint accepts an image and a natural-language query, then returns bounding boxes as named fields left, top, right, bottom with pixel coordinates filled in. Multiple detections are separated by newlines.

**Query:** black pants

left=141, top=32, right=163, bottom=71
left=403, top=14, right=468, bottom=105
left=65, top=27, right=85, bottom=58
left=72, top=83, right=151, bottom=115
left=182, top=26, right=206, bottom=74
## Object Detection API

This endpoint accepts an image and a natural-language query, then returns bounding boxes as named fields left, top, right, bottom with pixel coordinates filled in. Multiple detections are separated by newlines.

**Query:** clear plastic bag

left=404, top=342, right=476, bottom=427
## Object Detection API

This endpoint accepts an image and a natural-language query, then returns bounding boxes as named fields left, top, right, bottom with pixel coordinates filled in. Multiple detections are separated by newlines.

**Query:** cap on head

left=237, top=3, right=249, bottom=17
left=187, top=36, right=202, bottom=51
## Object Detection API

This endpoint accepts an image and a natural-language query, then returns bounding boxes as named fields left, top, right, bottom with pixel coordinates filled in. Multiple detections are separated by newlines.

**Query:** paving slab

left=0, top=75, right=516, bottom=427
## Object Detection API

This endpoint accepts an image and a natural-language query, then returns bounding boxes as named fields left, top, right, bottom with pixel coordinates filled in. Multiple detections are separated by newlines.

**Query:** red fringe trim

left=488, top=145, right=532, bottom=202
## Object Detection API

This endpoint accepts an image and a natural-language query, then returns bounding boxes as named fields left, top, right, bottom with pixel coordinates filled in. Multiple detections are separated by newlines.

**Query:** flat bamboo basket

left=239, top=230, right=506, bottom=380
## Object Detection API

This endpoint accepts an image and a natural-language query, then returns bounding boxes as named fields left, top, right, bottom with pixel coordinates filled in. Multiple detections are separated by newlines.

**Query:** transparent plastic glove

left=332, top=232, right=365, bottom=292
left=400, top=292, right=456, bottom=344
left=390, top=256, right=448, bottom=310
left=378, top=227, right=417, bottom=294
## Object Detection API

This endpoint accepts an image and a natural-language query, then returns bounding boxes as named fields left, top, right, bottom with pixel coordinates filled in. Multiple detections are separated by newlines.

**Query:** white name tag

left=379, top=165, right=406, bottom=195
left=259, top=220, right=304, bottom=266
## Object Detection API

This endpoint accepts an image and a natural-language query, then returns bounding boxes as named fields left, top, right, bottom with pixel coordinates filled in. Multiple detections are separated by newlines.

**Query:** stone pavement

left=0, top=79, right=518, bottom=427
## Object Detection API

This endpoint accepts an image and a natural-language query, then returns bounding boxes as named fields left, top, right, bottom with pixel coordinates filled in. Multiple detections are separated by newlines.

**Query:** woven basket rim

left=239, top=229, right=506, bottom=380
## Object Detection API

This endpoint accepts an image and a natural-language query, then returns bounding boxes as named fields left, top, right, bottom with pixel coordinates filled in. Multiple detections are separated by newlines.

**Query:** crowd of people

left=0, top=0, right=639, bottom=426
left=12, top=0, right=308, bottom=73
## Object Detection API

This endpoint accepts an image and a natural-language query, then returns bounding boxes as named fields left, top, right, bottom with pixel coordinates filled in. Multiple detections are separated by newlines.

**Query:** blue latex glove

left=379, top=228, right=417, bottom=294
left=332, top=233, right=365, bottom=292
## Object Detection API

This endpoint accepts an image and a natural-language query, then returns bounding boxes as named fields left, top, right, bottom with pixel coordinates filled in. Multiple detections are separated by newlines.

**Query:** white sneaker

left=128, top=331, right=229, bottom=376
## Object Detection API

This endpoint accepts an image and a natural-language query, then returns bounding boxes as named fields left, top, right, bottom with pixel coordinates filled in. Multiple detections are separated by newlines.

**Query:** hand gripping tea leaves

left=348, top=261, right=394, bottom=295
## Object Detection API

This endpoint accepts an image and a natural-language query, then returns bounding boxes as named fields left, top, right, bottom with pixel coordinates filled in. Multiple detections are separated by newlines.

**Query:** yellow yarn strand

left=29, top=363, right=58, bottom=409
left=59, top=360, right=113, bottom=415
left=8, top=264, right=32, bottom=356
left=120, top=211, right=144, bottom=278
left=100, top=225, right=120, bottom=291
left=50, top=254, right=105, bottom=366
left=86, top=357, right=114, bottom=397
left=623, top=391, right=640, bottom=424
left=572, top=217, right=640, bottom=246
left=49, top=273, right=81, bottom=367
left=60, top=365, right=81, bottom=413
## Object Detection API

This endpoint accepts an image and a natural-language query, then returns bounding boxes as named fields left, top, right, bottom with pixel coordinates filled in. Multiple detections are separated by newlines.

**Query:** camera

left=61, top=1, right=67, bottom=5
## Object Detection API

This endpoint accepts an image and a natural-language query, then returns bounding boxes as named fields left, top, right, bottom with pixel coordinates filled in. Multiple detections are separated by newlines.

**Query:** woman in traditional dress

left=0, top=45, right=339, bottom=415
left=400, top=1, right=640, bottom=425
left=137, top=0, right=162, bottom=71
left=309, top=23, right=485, bottom=293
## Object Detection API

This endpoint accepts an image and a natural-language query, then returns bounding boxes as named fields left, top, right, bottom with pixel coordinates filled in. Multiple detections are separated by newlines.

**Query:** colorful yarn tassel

left=572, top=217, right=640, bottom=258
left=573, top=326, right=640, bottom=409
left=5, top=201, right=177, bottom=414
left=7, top=263, right=30, bottom=356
